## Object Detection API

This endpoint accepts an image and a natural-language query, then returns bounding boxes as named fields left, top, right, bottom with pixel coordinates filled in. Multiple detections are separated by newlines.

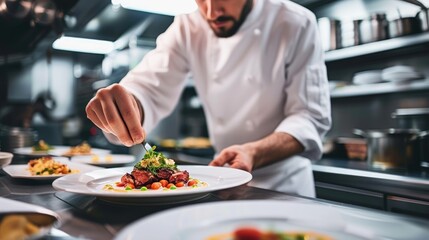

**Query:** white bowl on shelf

left=0, top=152, right=13, bottom=169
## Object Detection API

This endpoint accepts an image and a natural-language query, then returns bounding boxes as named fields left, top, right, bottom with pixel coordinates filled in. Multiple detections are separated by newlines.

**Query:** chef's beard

left=208, top=0, right=253, bottom=38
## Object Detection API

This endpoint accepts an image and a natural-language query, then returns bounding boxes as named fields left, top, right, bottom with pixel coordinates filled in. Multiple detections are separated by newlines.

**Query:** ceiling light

left=52, top=36, right=114, bottom=54
left=113, top=0, right=198, bottom=16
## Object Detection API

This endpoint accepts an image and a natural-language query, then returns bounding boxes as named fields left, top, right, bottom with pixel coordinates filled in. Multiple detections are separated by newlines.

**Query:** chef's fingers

left=97, top=88, right=135, bottom=147
left=209, top=150, right=235, bottom=167
left=111, top=85, right=145, bottom=145
left=86, top=98, right=114, bottom=133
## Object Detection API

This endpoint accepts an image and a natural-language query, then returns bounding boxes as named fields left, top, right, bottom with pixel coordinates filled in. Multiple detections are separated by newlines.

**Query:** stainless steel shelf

left=325, top=32, right=429, bottom=62
left=330, top=79, right=429, bottom=98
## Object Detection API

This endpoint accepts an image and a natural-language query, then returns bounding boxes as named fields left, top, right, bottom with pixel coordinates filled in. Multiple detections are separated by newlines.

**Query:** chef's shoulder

left=269, top=0, right=317, bottom=29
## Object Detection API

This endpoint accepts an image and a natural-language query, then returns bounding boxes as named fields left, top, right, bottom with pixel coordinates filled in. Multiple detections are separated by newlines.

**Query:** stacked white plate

left=381, top=65, right=425, bottom=83
left=352, top=70, right=383, bottom=85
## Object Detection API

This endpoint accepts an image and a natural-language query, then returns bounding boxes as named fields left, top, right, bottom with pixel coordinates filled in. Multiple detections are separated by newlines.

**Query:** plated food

left=113, top=200, right=366, bottom=240
left=62, top=141, right=92, bottom=156
left=105, top=147, right=206, bottom=191
left=27, top=156, right=79, bottom=176
left=0, top=214, right=40, bottom=240
left=71, top=154, right=135, bottom=167
left=32, top=140, right=53, bottom=153
left=207, top=226, right=332, bottom=240
left=2, top=157, right=101, bottom=180
left=0, top=198, right=59, bottom=240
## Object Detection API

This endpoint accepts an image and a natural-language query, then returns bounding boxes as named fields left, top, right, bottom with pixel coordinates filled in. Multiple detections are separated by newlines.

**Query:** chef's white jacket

left=108, top=0, right=331, bottom=197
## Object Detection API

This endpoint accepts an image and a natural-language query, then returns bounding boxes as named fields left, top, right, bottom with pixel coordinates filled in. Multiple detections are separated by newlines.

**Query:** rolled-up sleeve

left=275, top=14, right=331, bottom=160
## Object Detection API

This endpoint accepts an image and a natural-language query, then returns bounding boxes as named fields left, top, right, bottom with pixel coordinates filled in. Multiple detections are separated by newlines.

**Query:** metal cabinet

left=387, top=196, right=429, bottom=219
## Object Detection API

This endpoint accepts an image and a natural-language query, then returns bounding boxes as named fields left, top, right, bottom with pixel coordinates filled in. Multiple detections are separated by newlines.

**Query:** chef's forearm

left=245, top=132, right=304, bottom=169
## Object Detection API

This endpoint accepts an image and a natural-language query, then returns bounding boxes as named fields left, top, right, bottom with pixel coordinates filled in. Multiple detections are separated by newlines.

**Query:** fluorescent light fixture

left=114, top=0, right=198, bottom=16
left=53, top=36, right=114, bottom=54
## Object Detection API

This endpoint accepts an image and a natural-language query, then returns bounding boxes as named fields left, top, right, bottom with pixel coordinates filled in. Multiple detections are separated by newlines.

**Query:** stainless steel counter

left=1, top=155, right=429, bottom=239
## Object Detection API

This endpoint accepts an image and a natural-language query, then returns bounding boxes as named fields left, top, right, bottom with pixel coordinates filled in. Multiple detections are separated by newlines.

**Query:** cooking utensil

left=317, top=17, right=342, bottom=51
left=353, top=128, right=421, bottom=170
left=389, top=16, right=421, bottom=38
left=392, top=108, right=429, bottom=130
left=358, top=13, right=389, bottom=44
left=142, top=140, right=152, bottom=152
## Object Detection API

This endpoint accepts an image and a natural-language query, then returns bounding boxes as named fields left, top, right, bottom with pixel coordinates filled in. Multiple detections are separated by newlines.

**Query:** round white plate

left=49, top=147, right=111, bottom=157
left=52, top=166, right=252, bottom=205
left=71, top=154, right=136, bottom=167
left=114, top=200, right=371, bottom=240
left=13, top=146, right=64, bottom=156
left=2, top=157, right=102, bottom=180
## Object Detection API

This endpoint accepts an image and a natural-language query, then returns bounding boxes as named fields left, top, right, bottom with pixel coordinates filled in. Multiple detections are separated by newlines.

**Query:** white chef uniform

left=106, top=0, right=331, bottom=198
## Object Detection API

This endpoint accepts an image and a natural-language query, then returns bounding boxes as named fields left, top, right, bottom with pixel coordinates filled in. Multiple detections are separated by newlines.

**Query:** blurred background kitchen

left=1, top=0, right=429, bottom=218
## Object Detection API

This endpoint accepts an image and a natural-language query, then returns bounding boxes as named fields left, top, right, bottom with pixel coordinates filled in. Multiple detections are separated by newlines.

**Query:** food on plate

left=207, top=226, right=333, bottom=240
left=180, top=137, right=211, bottom=148
left=27, top=156, right=79, bottom=175
left=104, top=146, right=207, bottom=191
left=159, top=138, right=177, bottom=148
left=0, top=215, right=40, bottom=240
left=63, top=141, right=92, bottom=156
left=91, top=155, right=113, bottom=163
left=32, top=140, right=53, bottom=152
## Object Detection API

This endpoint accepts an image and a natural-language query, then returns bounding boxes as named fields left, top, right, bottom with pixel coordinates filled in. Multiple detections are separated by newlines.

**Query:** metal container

left=358, top=13, right=389, bottom=44
left=391, top=108, right=429, bottom=130
left=317, top=17, right=342, bottom=51
left=0, top=126, right=37, bottom=152
left=420, top=131, right=429, bottom=168
left=417, top=8, right=429, bottom=31
left=354, top=128, right=420, bottom=171
left=389, top=16, right=421, bottom=38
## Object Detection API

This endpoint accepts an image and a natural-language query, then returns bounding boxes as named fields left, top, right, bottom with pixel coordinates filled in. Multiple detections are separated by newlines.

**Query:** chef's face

left=195, top=0, right=253, bottom=38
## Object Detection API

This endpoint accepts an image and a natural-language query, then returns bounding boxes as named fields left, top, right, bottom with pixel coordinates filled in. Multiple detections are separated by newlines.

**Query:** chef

left=86, top=0, right=331, bottom=197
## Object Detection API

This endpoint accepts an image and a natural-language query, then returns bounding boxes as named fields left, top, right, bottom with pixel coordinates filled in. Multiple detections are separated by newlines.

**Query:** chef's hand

left=209, top=145, right=255, bottom=172
left=85, top=84, right=145, bottom=147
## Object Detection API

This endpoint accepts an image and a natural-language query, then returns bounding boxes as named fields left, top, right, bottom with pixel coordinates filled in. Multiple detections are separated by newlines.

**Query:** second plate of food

left=71, top=154, right=136, bottom=167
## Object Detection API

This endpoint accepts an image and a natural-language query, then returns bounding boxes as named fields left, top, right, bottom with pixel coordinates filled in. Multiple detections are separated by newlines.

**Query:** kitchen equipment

left=352, top=70, right=383, bottom=85
left=340, top=20, right=360, bottom=48
left=353, top=128, right=421, bottom=170
left=0, top=126, right=37, bottom=153
left=391, top=108, right=429, bottom=130
left=317, top=17, right=342, bottom=51
left=358, top=13, right=389, bottom=44
left=389, top=16, right=421, bottom=38
left=0, top=0, right=32, bottom=19
left=336, top=137, right=367, bottom=161
left=399, top=0, right=429, bottom=32
left=419, top=131, right=429, bottom=167
left=381, top=65, right=425, bottom=83
left=0, top=152, right=13, bottom=169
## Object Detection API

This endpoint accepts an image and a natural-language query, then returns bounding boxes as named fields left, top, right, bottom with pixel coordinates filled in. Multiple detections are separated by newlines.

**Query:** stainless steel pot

left=358, top=13, right=389, bottom=44
left=0, top=126, right=37, bottom=152
left=317, top=17, right=342, bottom=51
left=391, top=108, right=429, bottom=130
left=389, top=16, right=421, bottom=38
left=353, top=128, right=420, bottom=170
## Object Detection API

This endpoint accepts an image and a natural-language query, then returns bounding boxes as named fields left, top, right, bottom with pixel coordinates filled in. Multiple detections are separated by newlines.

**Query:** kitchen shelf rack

left=330, top=79, right=429, bottom=98
left=324, top=32, right=429, bottom=62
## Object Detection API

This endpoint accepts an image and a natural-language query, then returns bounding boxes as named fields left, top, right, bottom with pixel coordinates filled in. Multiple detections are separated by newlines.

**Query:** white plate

left=13, top=146, right=64, bottom=156
left=70, top=154, right=136, bottom=167
left=114, top=200, right=372, bottom=240
left=0, top=197, right=60, bottom=239
left=52, top=166, right=252, bottom=205
left=2, top=157, right=102, bottom=180
left=49, top=146, right=111, bottom=157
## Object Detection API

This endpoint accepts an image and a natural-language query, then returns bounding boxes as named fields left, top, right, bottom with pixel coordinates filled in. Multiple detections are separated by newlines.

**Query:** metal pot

left=353, top=128, right=420, bottom=171
left=358, top=13, right=389, bottom=44
left=391, top=108, right=429, bottom=130
left=417, top=8, right=429, bottom=32
left=0, top=126, right=37, bottom=152
left=317, top=17, right=342, bottom=51
left=389, top=16, right=421, bottom=38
